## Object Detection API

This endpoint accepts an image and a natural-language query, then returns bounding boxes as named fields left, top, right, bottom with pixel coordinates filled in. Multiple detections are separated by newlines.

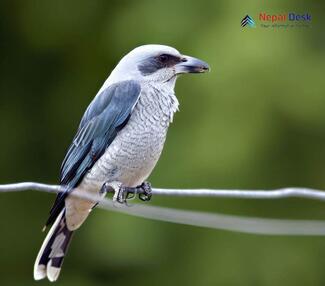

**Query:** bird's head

left=108, top=44, right=210, bottom=86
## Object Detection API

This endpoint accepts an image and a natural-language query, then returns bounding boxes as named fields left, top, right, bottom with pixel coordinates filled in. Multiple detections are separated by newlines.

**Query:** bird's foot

left=138, top=181, right=152, bottom=202
left=100, top=181, right=152, bottom=205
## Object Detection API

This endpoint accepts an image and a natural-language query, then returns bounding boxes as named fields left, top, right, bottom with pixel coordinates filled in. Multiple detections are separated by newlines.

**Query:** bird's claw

left=138, top=181, right=152, bottom=202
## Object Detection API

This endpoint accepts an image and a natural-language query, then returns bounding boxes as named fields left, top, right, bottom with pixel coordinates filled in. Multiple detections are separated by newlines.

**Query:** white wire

left=1, top=182, right=325, bottom=236
left=1, top=182, right=325, bottom=201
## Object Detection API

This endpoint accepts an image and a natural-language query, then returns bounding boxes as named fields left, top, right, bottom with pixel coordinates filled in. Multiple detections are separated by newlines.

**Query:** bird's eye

left=158, top=54, right=169, bottom=63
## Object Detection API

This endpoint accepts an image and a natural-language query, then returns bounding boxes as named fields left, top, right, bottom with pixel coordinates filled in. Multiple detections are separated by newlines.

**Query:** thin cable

left=1, top=182, right=325, bottom=236
left=1, top=182, right=325, bottom=201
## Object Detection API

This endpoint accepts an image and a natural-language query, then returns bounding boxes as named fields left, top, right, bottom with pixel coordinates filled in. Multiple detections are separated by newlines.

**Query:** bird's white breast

left=79, top=81, right=179, bottom=191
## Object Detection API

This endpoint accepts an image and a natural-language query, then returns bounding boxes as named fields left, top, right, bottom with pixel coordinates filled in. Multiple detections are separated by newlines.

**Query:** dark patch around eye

left=138, top=54, right=181, bottom=75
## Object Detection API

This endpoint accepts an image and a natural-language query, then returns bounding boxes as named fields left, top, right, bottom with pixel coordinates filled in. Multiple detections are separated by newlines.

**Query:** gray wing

left=46, top=80, right=141, bottom=226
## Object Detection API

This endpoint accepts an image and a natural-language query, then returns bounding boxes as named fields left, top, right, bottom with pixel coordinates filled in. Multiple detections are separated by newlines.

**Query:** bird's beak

left=175, top=55, right=210, bottom=74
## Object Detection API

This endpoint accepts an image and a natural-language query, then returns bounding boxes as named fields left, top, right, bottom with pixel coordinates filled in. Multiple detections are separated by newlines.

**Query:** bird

left=33, top=44, right=209, bottom=282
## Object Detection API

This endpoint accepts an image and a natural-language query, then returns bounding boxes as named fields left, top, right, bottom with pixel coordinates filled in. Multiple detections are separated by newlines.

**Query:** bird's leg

left=99, top=182, right=113, bottom=196
left=91, top=182, right=115, bottom=210
left=138, top=181, right=152, bottom=202
left=100, top=181, right=135, bottom=204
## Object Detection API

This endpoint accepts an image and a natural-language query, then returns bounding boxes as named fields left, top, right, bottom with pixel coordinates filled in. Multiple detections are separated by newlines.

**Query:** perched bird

left=33, top=44, right=209, bottom=282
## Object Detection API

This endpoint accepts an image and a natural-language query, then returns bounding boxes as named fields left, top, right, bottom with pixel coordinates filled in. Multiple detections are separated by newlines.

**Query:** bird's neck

left=143, top=81, right=179, bottom=124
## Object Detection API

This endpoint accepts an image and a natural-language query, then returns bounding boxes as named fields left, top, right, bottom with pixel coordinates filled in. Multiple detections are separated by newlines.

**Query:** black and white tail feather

left=34, top=210, right=73, bottom=282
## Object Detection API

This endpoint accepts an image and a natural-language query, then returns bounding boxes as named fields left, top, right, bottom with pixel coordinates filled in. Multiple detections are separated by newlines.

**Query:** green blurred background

left=1, top=0, right=325, bottom=285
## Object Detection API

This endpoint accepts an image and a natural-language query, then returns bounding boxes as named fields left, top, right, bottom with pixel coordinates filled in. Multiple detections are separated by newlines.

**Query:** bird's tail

left=34, top=209, right=74, bottom=282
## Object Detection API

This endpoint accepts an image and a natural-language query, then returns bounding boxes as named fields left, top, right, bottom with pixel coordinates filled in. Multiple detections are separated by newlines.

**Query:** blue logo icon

left=241, top=15, right=256, bottom=27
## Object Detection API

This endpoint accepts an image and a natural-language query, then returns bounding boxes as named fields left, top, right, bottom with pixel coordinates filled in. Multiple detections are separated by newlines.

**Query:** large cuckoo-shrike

left=34, top=44, right=209, bottom=281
